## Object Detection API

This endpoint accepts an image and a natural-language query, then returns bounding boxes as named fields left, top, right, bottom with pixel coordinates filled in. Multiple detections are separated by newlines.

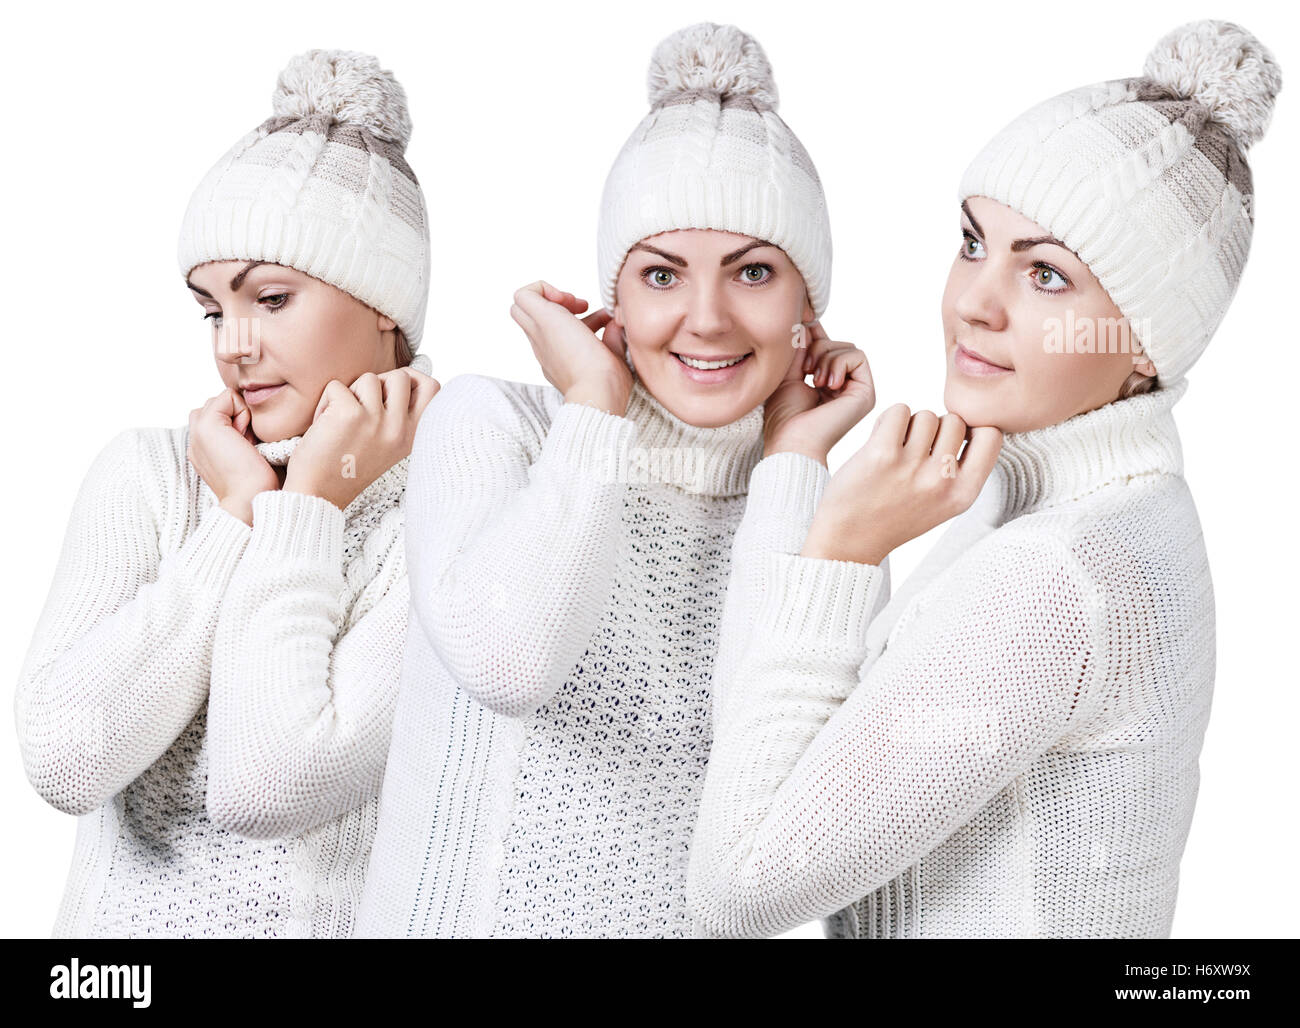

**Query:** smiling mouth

left=954, top=342, right=1013, bottom=372
left=241, top=382, right=288, bottom=403
left=672, top=352, right=752, bottom=370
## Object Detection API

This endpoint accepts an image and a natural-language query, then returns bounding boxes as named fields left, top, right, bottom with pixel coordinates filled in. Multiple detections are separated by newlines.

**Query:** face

left=941, top=196, right=1155, bottom=434
left=612, top=229, right=815, bottom=428
left=186, top=260, right=400, bottom=442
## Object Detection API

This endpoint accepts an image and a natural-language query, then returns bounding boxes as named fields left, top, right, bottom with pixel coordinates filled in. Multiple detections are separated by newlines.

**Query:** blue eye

left=959, top=231, right=985, bottom=260
left=1029, top=264, right=1070, bottom=293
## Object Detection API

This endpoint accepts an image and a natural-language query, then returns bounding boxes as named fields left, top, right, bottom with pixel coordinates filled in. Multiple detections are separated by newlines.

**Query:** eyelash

left=202, top=293, right=290, bottom=322
left=958, top=230, right=1071, bottom=294
left=958, top=229, right=984, bottom=262
left=640, top=263, right=776, bottom=290
left=1028, top=263, right=1071, bottom=294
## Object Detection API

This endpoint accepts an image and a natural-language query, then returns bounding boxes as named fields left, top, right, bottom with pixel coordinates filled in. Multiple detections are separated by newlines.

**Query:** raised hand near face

left=801, top=405, right=1004, bottom=566
left=284, top=364, right=441, bottom=512
left=511, top=280, right=634, bottom=417
left=188, top=388, right=280, bottom=527
left=762, top=319, right=876, bottom=466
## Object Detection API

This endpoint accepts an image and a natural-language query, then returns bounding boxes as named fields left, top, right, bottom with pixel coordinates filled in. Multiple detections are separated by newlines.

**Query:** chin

left=643, top=351, right=768, bottom=428
left=249, top=411, right=308, bottom=443
left=659, top=387, right=755, bottom=428
left=943, top=378, right=1003, bottom=431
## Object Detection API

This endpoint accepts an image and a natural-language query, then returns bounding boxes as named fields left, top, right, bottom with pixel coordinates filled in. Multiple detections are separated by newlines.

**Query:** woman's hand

left=510, top=280, right=633, bottom=416
left=762, top=320, right=876, bottom=466
left=284, top=365, right=441, bottom=512
left=188, top=388, right=280, bottom=527
left=801, top=406, right=1004, bottom=566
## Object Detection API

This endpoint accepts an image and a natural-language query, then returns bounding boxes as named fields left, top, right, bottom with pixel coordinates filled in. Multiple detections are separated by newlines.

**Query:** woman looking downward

left=15, top=49, right=438, bottom=938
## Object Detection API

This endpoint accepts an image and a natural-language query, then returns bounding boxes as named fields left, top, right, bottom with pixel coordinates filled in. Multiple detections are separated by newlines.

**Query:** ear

left=611, top=299, right=623, bottom=326
left=801, top=290, right=815, bottom=324
left=1132, top=357, right=1157, bottom=377
left=378, top=313, right=397, bottom=332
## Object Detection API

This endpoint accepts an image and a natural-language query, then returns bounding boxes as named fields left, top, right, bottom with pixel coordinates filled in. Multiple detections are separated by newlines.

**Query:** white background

left=2, top=0, right=1295, bottom=938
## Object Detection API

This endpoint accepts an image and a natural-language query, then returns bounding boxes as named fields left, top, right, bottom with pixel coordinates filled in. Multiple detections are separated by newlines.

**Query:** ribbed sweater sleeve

left=205, top=489, right=409, bottom=838
left=14, top=428, right=252, bottom=816
left=687, top=520, right=1107, bottom=938
left=404, top=375, right=638, bottom=719
left=709, top=452, right=891, bottom=725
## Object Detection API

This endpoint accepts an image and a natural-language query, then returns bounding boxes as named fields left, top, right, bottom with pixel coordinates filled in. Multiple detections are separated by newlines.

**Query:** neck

left=987, top=378, right=1188, bottom=523
left=620, top=373, right=765, bottom=497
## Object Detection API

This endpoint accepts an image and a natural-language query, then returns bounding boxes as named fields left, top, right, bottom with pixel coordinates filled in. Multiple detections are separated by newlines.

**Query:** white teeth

left=677, top=354, right=747, bottom=370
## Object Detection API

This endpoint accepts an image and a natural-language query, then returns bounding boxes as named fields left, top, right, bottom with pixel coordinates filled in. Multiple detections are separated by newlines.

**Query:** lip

left=670, top=350, right=753, bottom=385
left=241, top=382, right=287, bottom=404
left=953, top=342, right=1013, bottom=376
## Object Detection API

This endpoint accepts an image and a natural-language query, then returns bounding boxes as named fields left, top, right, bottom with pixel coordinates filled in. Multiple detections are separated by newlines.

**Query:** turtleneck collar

left=249, top=350, right=431, bottom=517
left=987, top=377, right=1188, bottom=523
left=620, top=371, right=765, bottom=497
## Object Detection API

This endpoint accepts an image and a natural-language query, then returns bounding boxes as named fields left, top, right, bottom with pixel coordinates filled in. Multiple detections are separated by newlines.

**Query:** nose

left=213, top=314, right=262, bottom=366
left=684, top=278, right=734, bottom=339
left=953, top=261, right=1008, bottom=333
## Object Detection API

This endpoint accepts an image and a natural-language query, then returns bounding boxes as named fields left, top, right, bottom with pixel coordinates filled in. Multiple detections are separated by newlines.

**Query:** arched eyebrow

left=720, top=239, right=777, bottom=265
left=627, top=238, right=778, bottom=269
left=629, top=243, right=687, bottom=267
left=185, top=260, right=270, bottom=298
left=960, top=200, right=1078, bottom=258
left=1010, top=236, right=1077, bottom=257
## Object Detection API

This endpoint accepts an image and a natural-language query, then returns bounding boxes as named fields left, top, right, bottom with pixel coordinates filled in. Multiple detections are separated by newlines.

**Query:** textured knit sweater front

left=356, top=372, right=817, bottom=938
left=15, top=355, right=427, bottom=938
left=686, top=378, right=1214, bottom=938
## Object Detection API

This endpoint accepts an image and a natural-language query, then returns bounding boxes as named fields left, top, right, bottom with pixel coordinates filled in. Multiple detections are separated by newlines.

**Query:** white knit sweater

left=686, top=377, right=1214, bottom=938
left=355, top=372, right=828, bottom=937
left=15, top=356, right=426, bottom=938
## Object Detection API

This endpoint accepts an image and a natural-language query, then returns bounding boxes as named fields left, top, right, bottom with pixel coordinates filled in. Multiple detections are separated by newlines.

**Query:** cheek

left=285, top=303, right=364, bottom=373
left=739, top=308, right=791, bottom=352
left=1043, top=297, right=1132, bottom=387
left=621, top=295, right=679, bottom=348
left=740, top=280, right=804, bottom=340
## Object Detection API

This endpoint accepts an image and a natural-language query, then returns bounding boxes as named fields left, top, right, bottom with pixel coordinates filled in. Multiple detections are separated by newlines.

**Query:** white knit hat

left=959, top=20, right=1281, bottom=385
left=177, top=50, right=432, bottom=350
left=597, top=22, right=832, bottom=318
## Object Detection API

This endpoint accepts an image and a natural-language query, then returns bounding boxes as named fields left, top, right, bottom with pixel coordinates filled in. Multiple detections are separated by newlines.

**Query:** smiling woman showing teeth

left=355, top=22, right=875, bottom=939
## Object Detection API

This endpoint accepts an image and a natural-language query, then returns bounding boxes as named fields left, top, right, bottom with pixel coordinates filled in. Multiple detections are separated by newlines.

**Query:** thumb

left=958, top=425, right=1004, bottom=483
left=231, top=390, right=253, bottom=433
left=209, top=388, right=241, bottom=429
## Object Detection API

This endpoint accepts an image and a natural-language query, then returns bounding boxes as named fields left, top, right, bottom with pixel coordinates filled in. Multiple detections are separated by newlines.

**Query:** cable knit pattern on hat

left=597, top=23, right=832, bottom=318
left=355, top=371, right=834, bottom=937
left=687, top=379, right=1214, bottom=938
left=176, top=50, right=431, bottom=349
left=14, top=353, right=428, bottom=938
left=957, top=20, right=1281, bottom=384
